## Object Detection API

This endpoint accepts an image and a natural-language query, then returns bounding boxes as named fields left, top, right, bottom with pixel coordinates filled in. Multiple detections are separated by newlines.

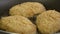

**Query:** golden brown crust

left=36, top=10, right=60, bottom=34
left=9, top=2, right=46, bottom=17
left=1, top=15, right=36, bottom=34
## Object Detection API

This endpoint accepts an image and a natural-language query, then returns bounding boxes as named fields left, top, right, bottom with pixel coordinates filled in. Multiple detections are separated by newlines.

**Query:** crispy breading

left=36, top=10, right=60, bottom=34
left=9, top=2, right=46, bottom=17
left=0, top=15, right=36, bottom=34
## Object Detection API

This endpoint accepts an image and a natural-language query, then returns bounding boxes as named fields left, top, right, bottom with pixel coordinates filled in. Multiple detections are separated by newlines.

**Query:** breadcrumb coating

left=9, top=2, right=46, bottom=17
left=0, top=15, right=36, bottom=34
left=36, top=10, right=60, bottom=34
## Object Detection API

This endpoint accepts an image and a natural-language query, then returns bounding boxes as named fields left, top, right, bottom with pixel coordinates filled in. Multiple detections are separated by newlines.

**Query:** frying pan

left=0, top=0, right=60, bottom=17
left=0, top=0, right=60, bottom=34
